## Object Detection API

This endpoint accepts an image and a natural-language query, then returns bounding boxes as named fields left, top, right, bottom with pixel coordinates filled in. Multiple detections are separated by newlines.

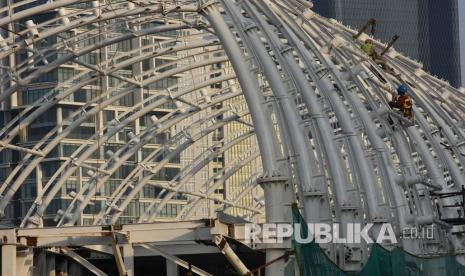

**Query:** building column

left=17, top=247, right=34, bottom=276
left=166, top=259, right=178, bottom=276
left=2, top=244, right=16, bottom=276
left=57, top=258, right=68, bottom=276
left=257, top=176, right=292, bottom=276
left=33, top=249, right=46, bottom=276
left=69, top=260, right=81, bottom=276
left=46, top=254, right=56, bottom=276
left=123, top=244, right=134, bottom=276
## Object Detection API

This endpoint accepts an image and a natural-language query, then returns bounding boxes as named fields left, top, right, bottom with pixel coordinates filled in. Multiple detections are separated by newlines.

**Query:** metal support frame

left=140, top=244, right=212, bottom=276
left=110, top=229, right=128, bottom=276
left=213, top=235, right=250, bottom=275
left=60, top=247, right=108, bottom=276
left=0, top=220, right=238, bottom=276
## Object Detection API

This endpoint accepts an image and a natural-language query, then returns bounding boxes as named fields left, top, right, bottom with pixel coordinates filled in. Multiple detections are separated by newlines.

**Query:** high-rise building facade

left=313, top=0, right=465, bottom=87
left=0, top=1, right=260, bottom=227
left=459, top=0, right=465, bottom=87
left=0, top=2, right=187, bottom=226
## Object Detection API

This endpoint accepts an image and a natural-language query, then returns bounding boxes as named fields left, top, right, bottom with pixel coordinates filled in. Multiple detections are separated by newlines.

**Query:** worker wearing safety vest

left=361, top=39, right=393, bottom=74
left=389, top=84, right=413, bottom=120
left=361, top=39, right=375, bottom=57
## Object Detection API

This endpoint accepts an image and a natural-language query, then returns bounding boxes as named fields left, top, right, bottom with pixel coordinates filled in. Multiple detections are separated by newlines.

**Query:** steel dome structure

left=1, top=0, right=465, bottom=275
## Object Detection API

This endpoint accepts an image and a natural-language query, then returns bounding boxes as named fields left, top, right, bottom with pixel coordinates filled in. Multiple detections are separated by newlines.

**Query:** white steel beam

left=60, top=247, right=108, bottom=276
left=11, top=220, right=228, bottom=247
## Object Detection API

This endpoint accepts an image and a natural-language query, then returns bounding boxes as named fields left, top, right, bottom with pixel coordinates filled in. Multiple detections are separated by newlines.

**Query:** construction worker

left=361, top=39, right=402, bottom=81
left=361, top=39, right=389, bottom=69
left=389, top=84, right=413, bottom=120
left=361, top=39, right=375, bottom=57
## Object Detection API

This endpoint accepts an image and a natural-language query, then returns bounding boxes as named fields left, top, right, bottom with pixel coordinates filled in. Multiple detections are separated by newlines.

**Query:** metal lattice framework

left=1, top=0, right=465, bottom=274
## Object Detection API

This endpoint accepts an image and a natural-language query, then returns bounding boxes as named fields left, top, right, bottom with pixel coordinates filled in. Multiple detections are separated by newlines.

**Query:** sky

left=459, top=0, right=465, bottom=87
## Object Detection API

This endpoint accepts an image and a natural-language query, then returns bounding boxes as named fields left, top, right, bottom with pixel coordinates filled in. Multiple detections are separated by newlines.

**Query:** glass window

left=42, top=161, right=63, bottom=178
left=64, top=180, right=78, bottom=195
left=32, top=108, right=57, bottom=125
left=58, top=68, right=75, bottom=82
left=31, top=70, right=57, bottom=83
left=27, top=125, right=54, bottom=141
left=62, top=143, right=80, bottom=156
left=142, top=186, right=160, bottom=198
left=68, top=126, right=95, bottom=140
left=45, top=199, right=71, bottom=215
left=103, top=110, right=115, bottom=123
left=83, top=201, right=102, bottom=214
left=22, top=182, right=37, bottom=199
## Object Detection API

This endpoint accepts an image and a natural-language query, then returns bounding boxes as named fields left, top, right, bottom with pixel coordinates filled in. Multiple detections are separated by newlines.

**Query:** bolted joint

left=27, top=215, right=41, bottom=226
left=185, top=17, right=209, bottom=30
left=280, top=45, right=294, bottom=55
left=257, top=175, right=288, bottom=186
left=344, top=245, right=361, bottom=263
left=242, top=22, right=258, bottom=33
left=198, top=0, right=219, bottom=13
left=395, top=175, right=441, bottom=190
